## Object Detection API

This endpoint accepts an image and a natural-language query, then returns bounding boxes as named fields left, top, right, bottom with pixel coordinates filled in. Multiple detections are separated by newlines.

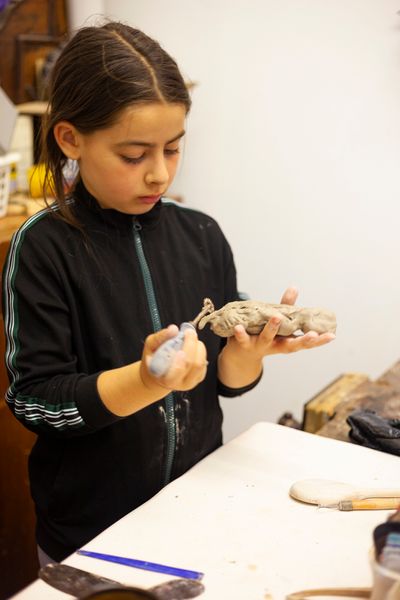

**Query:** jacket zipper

left=132, top=219, right=176, bottom=486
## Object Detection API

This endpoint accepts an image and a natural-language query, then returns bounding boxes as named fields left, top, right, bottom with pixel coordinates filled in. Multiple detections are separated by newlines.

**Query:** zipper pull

left=133, top=219, right=142, bottom=231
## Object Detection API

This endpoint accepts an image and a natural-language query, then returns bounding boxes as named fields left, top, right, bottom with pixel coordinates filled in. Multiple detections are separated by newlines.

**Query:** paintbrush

left=320, top=498, right=400, bottom=511
left=289, top=478, right=400, bottom=509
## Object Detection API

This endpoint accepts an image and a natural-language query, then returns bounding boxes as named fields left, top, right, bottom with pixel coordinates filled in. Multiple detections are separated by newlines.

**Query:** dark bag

left=347, top=410, right=400, bottom=456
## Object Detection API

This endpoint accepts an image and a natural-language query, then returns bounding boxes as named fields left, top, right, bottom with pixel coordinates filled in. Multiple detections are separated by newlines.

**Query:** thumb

left=144, top=325, right=179, bottom=355
left=280, top=286, right=298, bottom=306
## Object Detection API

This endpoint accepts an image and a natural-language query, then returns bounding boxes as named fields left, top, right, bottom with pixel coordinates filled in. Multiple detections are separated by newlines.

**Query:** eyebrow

left=115, top=130, right=186, bottom=148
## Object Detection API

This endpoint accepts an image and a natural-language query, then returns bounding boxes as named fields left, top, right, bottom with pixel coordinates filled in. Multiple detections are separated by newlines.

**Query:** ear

left=53, top=121, right=82, bottom=160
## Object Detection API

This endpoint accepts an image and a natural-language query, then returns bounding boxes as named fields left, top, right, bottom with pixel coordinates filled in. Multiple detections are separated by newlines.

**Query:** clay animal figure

left=197, top=299, right=336, bottom=338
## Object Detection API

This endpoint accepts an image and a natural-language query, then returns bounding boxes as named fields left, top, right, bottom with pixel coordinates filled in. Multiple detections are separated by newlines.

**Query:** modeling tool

left=289, top=478, right=400, bottom=509
left=77, top=549, right=204, bottom=580
left=149, top=298, right=213, bottom=377
left=40, top=563, right=205, bottom=598
left=324, top=498, right=400, bottom=511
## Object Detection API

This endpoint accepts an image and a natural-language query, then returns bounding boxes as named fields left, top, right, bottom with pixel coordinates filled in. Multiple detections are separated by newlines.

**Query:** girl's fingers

left=298, top=331, right=336, bottom=348
left=280, top=286, right=299, bottom=306
left=264, top=317, right=281, bottom=337
left=232, top=324, right=249, bottom=344
left=159, top=331, right=208, bottom=390
left=273, top=331, right=335, bottom=354
left=234, top=318, right=281, bottom=347
left=181, top=327, right=199, bottom=356
left=145, top=324, right=179, bottom=354
left=180, top=332, right=208, bottom=377
left=255, top=318, right=281, bottom=347
left=228, top=319, right=335, bottom=360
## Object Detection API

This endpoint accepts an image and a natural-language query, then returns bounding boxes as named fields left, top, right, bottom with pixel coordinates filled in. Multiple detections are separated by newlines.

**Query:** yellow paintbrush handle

left=339, top=498, right=400, bottom=511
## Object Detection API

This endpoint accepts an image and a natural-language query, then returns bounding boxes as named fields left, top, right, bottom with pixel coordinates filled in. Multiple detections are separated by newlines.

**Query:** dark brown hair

left=40, top=21, right=191, bottom=226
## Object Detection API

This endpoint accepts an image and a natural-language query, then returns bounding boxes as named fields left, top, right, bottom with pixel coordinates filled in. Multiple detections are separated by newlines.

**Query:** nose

left=144, top=154, right=169, bottom=187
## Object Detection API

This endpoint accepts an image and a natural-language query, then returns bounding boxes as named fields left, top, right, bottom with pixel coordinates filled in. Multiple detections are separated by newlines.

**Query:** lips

left=138, top=195, right=162, bottom=204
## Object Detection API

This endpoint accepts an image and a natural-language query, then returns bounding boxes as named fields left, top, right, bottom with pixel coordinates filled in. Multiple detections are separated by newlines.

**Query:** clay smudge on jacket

left=158, top=404, right=167, bottom=424
left=175, top=396, right=191, bottom=449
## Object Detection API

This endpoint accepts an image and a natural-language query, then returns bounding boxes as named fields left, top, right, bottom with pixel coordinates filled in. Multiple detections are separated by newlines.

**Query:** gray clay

left=197, top=299, right=336, bottom=337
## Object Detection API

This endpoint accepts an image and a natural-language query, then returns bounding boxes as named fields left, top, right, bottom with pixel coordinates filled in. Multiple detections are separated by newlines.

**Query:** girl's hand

left=226, top=285, right=335, bottom=361
left=228, top=320, right=335, bottom=360
left=140, top=325, right=208, bottom=392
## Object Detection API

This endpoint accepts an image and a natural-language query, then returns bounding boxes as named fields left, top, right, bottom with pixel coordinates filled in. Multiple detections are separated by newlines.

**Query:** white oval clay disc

left=289, top=478, right=400, bottom=505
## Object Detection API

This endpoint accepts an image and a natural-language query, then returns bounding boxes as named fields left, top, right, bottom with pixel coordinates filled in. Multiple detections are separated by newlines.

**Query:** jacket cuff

left=217, top=369, right=263, bottom=398
left=76, top=372, right=123, bottom=429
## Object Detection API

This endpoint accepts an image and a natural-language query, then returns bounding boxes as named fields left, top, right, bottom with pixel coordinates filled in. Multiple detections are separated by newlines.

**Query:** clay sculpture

left=197, top=299, right=336, bottom=337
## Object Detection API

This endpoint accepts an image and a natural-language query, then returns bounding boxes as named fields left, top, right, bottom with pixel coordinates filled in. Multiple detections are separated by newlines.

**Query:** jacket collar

left=72, top=180, right=163, bottom=231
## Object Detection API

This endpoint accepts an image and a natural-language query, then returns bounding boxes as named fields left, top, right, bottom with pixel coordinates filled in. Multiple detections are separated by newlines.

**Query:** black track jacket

left=2, top=183, right=259, bottom=561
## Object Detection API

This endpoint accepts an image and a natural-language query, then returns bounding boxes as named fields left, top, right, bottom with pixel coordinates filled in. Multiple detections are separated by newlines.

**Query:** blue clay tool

left=149, top=298, right=214, bottom=378
left=149, top=322, right=195, bottom=377
left=77, top=549, right=204, bottom=580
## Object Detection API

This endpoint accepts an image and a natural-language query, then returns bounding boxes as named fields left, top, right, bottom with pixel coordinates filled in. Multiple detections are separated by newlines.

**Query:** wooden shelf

left=17, top=101, right=48, bottom=115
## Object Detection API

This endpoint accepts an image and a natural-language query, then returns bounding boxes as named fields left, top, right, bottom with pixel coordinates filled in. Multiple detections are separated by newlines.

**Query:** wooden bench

left=302, top=361, right=400, bottom=442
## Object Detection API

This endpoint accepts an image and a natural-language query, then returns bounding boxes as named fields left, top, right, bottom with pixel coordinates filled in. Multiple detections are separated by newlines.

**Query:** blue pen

left=76, top=549, right=204, bottom=580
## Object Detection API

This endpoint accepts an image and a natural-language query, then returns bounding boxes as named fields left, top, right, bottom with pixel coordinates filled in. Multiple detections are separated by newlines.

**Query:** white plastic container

left=0, top=152, right=21, bottom=217
left=370, top=548, right=400, bottom=600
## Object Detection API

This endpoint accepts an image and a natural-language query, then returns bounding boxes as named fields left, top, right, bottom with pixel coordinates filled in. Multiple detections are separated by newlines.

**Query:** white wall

left=67, top=0, right=105, bottom=30
left=102, top=0, right=400, bottom=441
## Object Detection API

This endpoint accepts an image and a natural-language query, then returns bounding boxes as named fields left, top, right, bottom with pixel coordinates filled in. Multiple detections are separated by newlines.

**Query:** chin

left=132, top=204, right=155, bottom=214
left=117, top=205, right=154, bottom=216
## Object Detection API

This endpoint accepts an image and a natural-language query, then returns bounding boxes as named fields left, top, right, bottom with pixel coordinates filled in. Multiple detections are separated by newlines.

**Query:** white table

left=12, top=422, right=400, bottom=599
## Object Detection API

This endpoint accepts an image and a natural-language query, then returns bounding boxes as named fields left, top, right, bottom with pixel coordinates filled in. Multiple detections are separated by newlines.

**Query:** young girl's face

left=74, top=102, right=186, bottom=214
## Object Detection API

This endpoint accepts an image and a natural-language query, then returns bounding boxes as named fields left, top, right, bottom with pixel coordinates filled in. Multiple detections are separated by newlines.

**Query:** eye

left=120, top=154, right=145, bottom=164
left=164, top=147, right=180, bottom=157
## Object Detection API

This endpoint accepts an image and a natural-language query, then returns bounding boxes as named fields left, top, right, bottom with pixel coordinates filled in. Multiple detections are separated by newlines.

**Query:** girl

left=2, top=21, right=334, bottom=565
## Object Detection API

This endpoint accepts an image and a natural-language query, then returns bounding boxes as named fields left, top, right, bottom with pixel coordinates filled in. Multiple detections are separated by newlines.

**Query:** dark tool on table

left=149, top=298, right=214, bottom=377
left=39, top=563, right=205, bottom=599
